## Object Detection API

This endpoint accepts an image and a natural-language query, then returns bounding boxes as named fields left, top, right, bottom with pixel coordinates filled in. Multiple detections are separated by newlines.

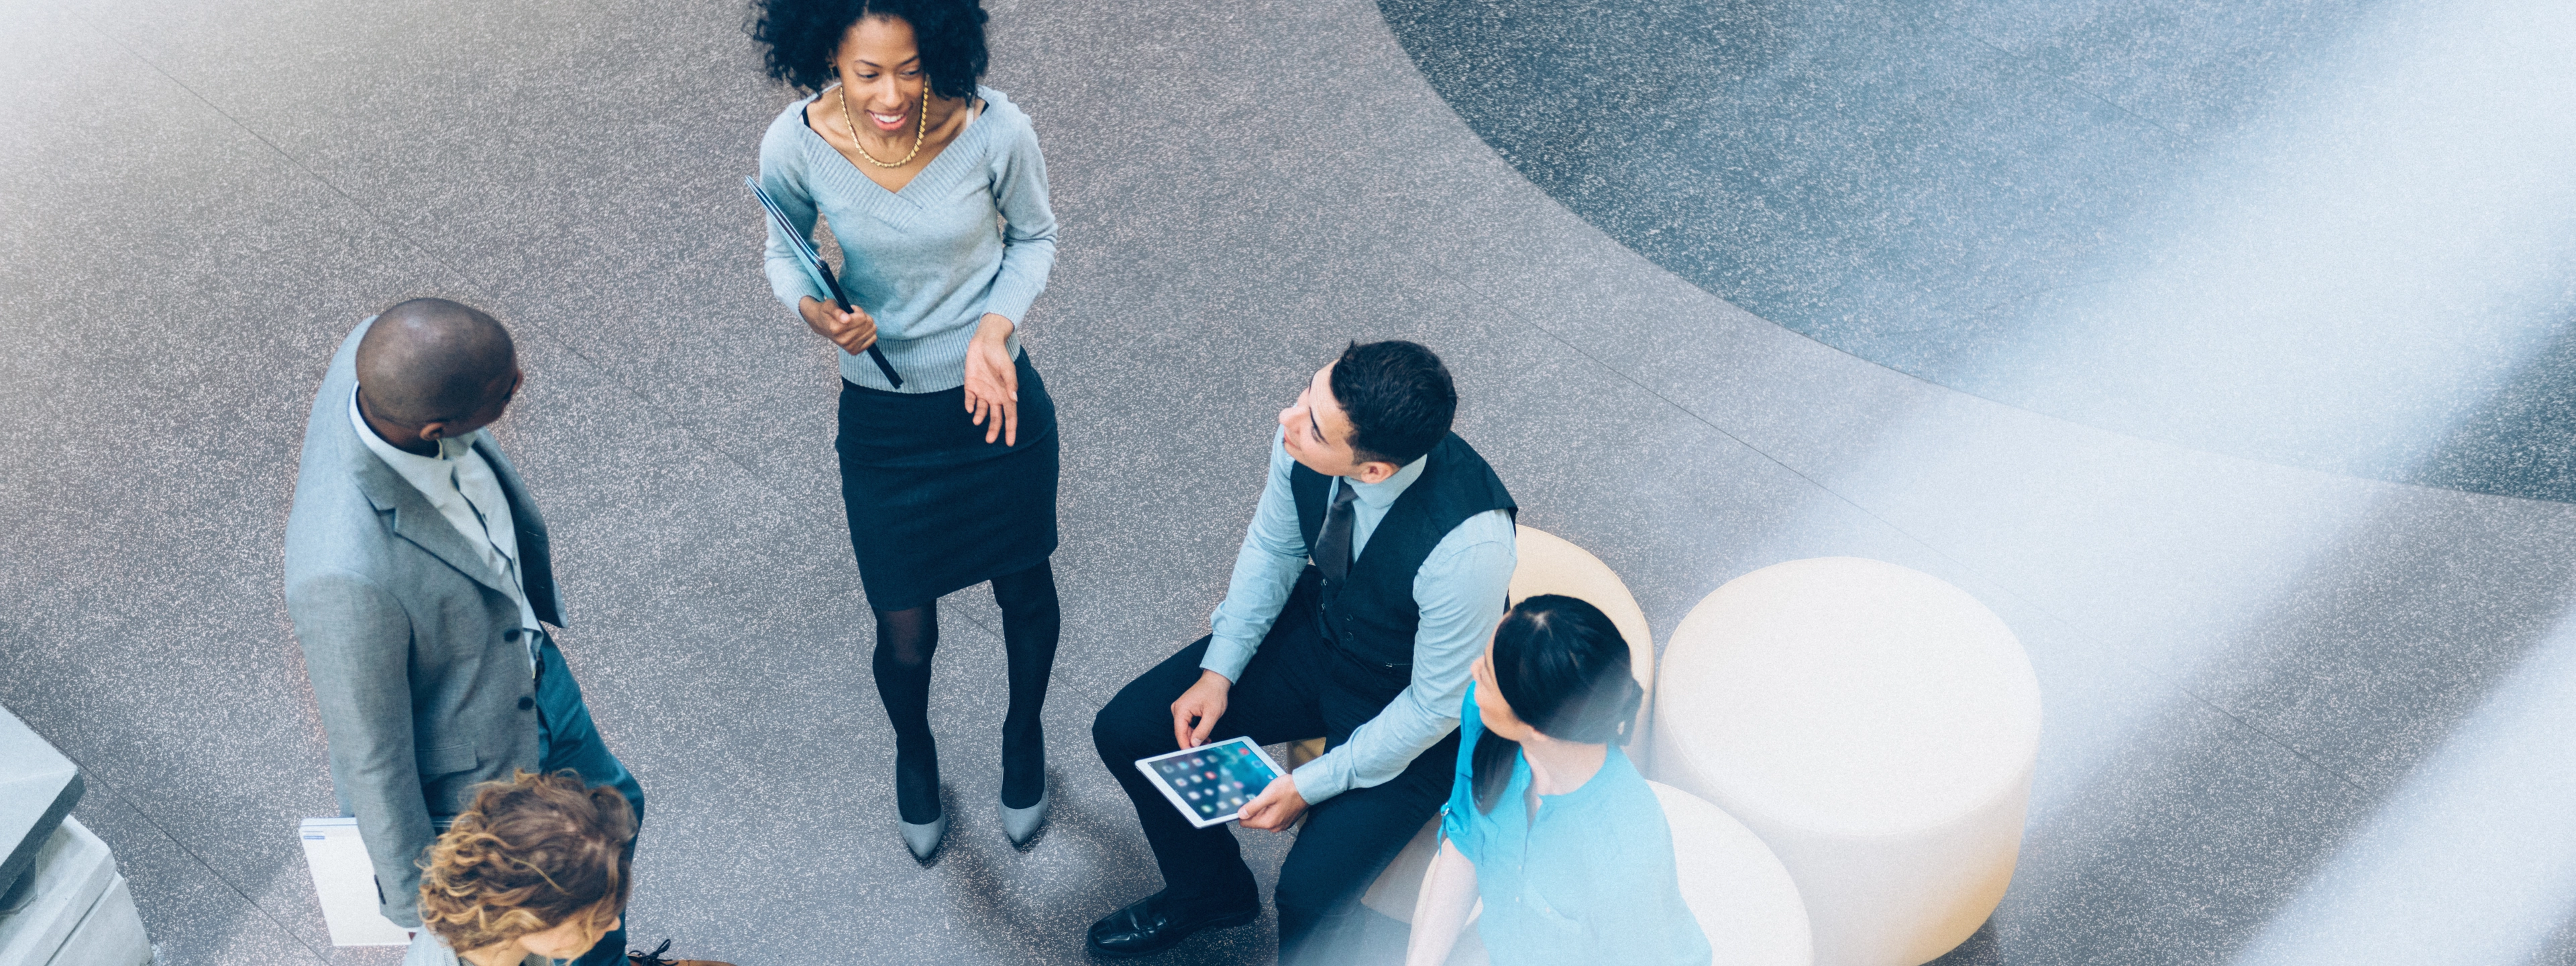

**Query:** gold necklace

left=841, top=85, right=926, bottom=168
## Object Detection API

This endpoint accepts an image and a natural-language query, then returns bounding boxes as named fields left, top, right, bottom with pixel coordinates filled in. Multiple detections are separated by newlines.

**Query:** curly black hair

left=747, top=0, right=989, bottom=99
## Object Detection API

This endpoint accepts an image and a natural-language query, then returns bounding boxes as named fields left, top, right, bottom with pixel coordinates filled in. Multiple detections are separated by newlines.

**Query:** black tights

left=872, top=560, right=1061, bottom=822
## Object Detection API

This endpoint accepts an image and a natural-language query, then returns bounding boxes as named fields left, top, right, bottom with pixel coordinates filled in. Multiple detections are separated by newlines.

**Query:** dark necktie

left=1315, top=479, right=1361, bottom=590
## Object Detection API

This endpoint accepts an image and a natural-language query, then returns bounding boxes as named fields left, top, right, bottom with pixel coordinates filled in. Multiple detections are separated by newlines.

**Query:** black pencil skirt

left=836, top=352, right=1060, bottom=611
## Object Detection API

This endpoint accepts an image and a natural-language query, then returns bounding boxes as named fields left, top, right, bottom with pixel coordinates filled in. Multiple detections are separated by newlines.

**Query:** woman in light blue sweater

left=1408, top=595, right=1712, bottom=965
left=749, top=0, right=1061, bottom=861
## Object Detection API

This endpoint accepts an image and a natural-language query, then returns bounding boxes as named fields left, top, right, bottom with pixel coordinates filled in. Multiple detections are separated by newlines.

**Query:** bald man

left=284, top=301, right=718, bottom=966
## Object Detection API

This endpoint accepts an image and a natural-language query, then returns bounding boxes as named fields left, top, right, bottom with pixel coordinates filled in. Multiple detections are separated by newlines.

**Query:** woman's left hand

left=963, top=313, right=1020, bottom=446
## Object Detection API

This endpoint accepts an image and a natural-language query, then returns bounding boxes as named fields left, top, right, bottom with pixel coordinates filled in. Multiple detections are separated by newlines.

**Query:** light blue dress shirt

left=402, top=930, right=551, bottom=965
left=1442, top=684, right=1712, bottom=965
left=1203, top=429, right=1516, bottom=804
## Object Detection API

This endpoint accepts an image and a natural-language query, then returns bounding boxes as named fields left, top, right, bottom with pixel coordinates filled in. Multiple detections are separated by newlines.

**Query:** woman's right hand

left=799, top=296, right=879, bottom=355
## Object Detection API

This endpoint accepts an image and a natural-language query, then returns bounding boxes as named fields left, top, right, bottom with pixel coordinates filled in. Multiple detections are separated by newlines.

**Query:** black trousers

left=1091, top=584, right=1460, bottom=963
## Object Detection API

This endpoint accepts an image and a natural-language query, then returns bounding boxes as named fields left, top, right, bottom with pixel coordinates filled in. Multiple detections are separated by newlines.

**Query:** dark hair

left=1328, top=340, right=1457, bottom=466
left=417, top=770, right=637, bottom=953
left=1472, top=594, right=1644, bottom=814
left=747, top=0, right=990, bottom=100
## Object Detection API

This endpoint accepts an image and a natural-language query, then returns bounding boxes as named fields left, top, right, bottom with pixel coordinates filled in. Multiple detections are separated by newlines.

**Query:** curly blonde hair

left=417, top=770, right=636, bottom=954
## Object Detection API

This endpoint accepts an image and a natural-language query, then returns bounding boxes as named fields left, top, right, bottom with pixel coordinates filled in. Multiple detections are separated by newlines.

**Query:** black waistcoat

left=1291, top=433, right=1517, bottom=673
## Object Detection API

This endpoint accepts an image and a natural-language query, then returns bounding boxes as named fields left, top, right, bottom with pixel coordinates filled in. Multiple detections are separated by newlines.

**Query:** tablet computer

left=1134, top=737, right=1289, bottom=828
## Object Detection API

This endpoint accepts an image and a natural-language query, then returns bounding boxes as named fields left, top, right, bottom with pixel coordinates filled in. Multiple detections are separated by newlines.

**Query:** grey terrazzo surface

left=5, top=0, right=2575, bottom=963
left=1377, top=0, right=2576, bottom=504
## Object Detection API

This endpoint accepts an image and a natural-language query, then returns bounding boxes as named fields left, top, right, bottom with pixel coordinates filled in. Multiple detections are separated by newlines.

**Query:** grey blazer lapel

left=350, top=453, right=519, bottom=602
left=472, top=433, right=564, bottom=627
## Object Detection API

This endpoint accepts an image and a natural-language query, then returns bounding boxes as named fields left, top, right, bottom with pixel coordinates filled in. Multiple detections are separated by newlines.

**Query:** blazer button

left=518, top=696, right=535, bottom=710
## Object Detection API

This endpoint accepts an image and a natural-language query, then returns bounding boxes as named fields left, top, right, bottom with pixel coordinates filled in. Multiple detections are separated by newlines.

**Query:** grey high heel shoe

left=1000, top=784, right=1049, bottom=848
left=896, top=762, right=947, bottom=863
left=900, top=810, right=948, bottom=863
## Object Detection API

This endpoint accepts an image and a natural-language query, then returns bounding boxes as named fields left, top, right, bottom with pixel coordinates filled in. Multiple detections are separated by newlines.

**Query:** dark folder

left=747, top=176, right=903, bottom=388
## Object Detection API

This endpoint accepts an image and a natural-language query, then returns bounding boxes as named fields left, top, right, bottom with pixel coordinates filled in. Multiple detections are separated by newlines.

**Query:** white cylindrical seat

left=1418, top=782, right=1815, bottom=966
left=1653, top=780, right=1814, bottom=966
left=1650, top=558, right=2039, bottom=966
left=1504, top=525, right=1656, bottom=741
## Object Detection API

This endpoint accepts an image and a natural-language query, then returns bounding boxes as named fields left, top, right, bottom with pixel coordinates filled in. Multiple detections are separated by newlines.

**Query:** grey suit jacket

left=283, top=317, right=566, bottom=928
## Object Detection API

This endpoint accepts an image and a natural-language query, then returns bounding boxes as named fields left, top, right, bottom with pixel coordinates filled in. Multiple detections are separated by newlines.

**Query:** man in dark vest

left=1087, top=341, right=1517, bottom=961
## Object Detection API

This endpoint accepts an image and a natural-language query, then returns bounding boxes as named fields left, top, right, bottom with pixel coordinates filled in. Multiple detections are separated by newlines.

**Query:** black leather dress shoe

left=1086, top=892, right=1260, bottom=958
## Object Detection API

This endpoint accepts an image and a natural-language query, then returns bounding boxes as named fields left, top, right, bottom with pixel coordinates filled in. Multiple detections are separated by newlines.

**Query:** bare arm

left=1407, top=837, right=1481, bottom=966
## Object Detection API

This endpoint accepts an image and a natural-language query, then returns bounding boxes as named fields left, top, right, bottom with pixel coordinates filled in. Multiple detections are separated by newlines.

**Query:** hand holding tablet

left=1134, top=737, right=1288, bottom=828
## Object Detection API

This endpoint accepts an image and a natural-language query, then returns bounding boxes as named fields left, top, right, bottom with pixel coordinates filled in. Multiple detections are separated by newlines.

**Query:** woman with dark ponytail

left=1406, top=594, right=1711, bottom=966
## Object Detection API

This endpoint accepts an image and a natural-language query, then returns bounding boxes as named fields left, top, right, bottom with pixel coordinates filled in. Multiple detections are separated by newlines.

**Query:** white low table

left=1650, top=558, right=2040, bottom=966
left=1, top=706, right=82, bottom=904
left=0, top=817, right=148, bottom=966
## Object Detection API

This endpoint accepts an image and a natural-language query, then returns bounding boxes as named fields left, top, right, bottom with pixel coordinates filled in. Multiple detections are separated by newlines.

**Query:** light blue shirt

left=1443, top=684, right=1712, bottom=965
left=403, top=930, right=551, bottom=965
left=758, top=85, right=1057, bottom=392
left=1204, top=429, right=1516, bottom=804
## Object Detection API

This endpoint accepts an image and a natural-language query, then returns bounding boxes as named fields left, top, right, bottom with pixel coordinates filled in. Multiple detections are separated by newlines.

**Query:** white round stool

left=1504, top=525, right=1656, bottom=742
left=1653, top=780, right=1815, bottom=966
left=1410, top=781, right=1815, bottom=966
left=1650, top=558, right=2039, bottom=966
left=1346, top=525, right=1660, bottom=921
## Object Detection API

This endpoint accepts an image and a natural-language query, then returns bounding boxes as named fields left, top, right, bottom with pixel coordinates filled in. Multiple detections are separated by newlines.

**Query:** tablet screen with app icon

left=1134, top=737, right=1289, bottom=828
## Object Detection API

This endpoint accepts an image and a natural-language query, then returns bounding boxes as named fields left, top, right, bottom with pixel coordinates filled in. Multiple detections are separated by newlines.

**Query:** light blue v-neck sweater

left=758, top=85, right=1057, bottom=392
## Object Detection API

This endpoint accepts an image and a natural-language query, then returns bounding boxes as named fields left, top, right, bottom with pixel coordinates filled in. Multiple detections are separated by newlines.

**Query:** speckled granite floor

left=4, top=0, right=2574, bottom=963
left=1379, top=0, right=2576, bottom=504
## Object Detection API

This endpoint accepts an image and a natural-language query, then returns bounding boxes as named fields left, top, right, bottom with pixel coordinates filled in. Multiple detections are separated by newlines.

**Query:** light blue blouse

left=402, top=930, right=550, bottom=965
left=757, top=85, right=1057, bottom=392
left=1442, top=684, right=1712, bottom=965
